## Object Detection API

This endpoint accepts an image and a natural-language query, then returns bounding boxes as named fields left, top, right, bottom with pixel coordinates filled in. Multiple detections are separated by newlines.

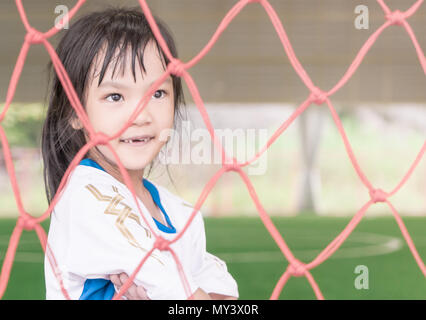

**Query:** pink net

left=0, top=0, right=425, bottom=300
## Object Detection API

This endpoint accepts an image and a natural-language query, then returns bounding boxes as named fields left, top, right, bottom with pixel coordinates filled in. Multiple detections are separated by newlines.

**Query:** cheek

left=167, top=102, right=175, bottom=125
left=85, top=100, right=101, bottom=131
left=155, top=107, right=175, bottom=144
left=88, top=109, right=121, bottom=134
left=157, top=102, right=175, bottom=126
left=168, top=108, right=175, bottom=127
left=86, top=96, right=116, bottom=131
left=165, top=111, right=175, bottom=133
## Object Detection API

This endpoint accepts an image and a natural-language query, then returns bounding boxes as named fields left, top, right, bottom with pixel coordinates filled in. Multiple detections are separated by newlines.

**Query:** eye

left=152, top=90, right=167, bottom=99
left=105, top=93, right=123, bottom=102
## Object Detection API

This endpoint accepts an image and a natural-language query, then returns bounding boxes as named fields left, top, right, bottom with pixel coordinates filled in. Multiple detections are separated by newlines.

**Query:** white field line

left=0, top=232, right=410, bottom=264
left=0, top=235, right=45, bottom=263
left=216, top=232, right=405, bottom=263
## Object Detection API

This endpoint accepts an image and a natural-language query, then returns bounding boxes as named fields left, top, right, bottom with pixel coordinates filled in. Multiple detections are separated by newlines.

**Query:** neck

left=88, top=152, right=145, bottom=193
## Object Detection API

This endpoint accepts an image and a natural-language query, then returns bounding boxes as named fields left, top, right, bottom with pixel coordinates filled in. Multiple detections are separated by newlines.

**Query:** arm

left=111, top=273, right=212, bottom=300
left=191, top=288, right=212, bottom=300
left=67, top=183, right=199, bottom=300
left=210, top=293, right=238, bottom=300
left=189, top=212, right=239, bottom=299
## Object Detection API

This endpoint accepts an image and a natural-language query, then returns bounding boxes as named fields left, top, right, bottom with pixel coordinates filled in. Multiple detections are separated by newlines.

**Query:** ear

left=69, top=117, right=83, bottom=130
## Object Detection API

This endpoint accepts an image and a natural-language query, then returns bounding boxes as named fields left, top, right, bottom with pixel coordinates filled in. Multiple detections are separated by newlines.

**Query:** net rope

left=0, top=0, right=425, bottom=300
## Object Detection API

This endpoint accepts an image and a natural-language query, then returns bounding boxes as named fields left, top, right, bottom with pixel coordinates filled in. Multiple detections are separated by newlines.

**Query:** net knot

left=288, top=259, right=307, bottom=277
left=17, top=215, right=37, bottom=231
left=92, top=132, right=110, bottom=146
left=154, top=237, right=171, bottom=251
left=386, top=10, right=405, bottom=26
left=223, top=157, right=240, bottom=172
left=309, top=86, right=328, bottom=105
left=25, top=28, right=44, bottom=44
left=168, top=58, right=185, bottom=77
left=369, top=188, right=388, bottom=204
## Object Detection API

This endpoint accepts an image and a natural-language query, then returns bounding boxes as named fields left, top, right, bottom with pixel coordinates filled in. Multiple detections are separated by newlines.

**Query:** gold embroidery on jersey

left=212, top=256, right=225, bottom=269
left=182, top=202, right=193, bottom=209
left=85, top=184, right=163, bottom=265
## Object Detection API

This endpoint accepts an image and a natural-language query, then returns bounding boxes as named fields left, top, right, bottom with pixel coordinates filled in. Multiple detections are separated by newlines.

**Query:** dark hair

left=41, top=6, right=185, bottom=204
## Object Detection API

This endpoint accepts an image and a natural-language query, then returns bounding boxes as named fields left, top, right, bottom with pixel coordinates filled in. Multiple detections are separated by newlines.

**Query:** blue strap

left=79, top=278, right=116, bottom=300
left=79, top=158, right=106, bottom=172
left=77, top=158, right=177, bottom=300
left=143, top=179, right=176, bottom=234
left=79, top=158, right=176, bottom=233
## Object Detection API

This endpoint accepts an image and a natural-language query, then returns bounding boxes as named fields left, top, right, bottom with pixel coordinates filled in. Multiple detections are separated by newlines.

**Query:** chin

left=120, top=162, right=149, bottom=172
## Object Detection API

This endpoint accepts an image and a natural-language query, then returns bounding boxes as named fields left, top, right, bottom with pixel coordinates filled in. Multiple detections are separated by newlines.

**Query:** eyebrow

left=98, top=77, right=172, bottom=89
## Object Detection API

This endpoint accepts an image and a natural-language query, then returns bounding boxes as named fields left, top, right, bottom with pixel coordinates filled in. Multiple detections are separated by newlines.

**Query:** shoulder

left=50, top=165, right=126, bottom=237
left=62, top=165, right=123, bottom=208
left=154, top=183, right=191, bottom=206
left=69, top=164, right=114, bottom=187
left=151, top=181, right=205, bottom=223
left=153, top=182, right=198, bottom=211
left=62, top=166, right=154, bottom=231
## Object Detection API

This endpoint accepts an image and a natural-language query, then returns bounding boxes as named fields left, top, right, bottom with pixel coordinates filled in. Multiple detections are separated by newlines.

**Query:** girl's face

left=75, top=41, right=174, bottom=174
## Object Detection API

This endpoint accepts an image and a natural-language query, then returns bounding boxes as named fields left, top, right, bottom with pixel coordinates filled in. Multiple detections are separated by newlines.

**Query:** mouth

left=119, top=136, right=154, bottom=146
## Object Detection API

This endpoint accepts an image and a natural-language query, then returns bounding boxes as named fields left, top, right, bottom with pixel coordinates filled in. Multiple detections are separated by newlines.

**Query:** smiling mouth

left=120, top=137, right=154, bottom=145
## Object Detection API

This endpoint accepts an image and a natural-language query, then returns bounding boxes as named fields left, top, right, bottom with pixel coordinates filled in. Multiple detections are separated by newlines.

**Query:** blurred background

left=0, top=0, right=425, bottom=219
left=0, top=0, right=425, bottom=300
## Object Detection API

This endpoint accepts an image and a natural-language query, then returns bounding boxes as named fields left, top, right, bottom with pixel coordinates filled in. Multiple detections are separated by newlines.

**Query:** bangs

left=43, top=6, right=185, bottom=203
left=93, top=37, right=168, bottom=86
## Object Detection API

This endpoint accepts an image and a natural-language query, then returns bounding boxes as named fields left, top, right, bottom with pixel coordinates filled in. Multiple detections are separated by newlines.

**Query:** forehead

left=88, top=40, right=168, bottom=87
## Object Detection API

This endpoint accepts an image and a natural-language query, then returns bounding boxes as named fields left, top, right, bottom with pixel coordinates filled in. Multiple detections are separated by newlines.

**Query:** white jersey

left=44, top=159, right=238, bottom=300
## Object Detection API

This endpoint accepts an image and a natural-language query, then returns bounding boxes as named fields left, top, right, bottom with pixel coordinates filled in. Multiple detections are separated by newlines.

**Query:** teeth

left=122, top=138, right=150, bottom=144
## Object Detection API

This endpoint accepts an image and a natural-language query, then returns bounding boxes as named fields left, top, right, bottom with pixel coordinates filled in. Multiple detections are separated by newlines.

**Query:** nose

left=131, top=98, right=153, bottom=126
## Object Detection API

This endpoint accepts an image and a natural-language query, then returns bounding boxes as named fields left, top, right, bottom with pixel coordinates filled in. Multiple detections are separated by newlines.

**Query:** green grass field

left=0, top=216, right=425, bottom=300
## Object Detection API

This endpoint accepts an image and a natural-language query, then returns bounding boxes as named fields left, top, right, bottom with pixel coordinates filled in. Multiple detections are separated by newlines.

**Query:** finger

left=122, top=287, right=136, bottom=300
left=136, top=286, right=150, bottom=300
left=119, top=273, right=129, bottom=285
left=117, top=273, right=136, bottom=299
left=110, top=274, right=121, bottom=287
left=125, top=284, right=139, bottom=300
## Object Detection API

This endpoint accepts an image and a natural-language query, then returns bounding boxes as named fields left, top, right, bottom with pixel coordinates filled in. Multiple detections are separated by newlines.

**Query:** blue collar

left=79, top=158, right=176, bottom=233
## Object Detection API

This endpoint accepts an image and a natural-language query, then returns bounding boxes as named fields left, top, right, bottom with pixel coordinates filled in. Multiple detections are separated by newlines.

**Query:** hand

left=109, top=273, right=150, bottom=300
left=210, top=293, right=238, bottom=300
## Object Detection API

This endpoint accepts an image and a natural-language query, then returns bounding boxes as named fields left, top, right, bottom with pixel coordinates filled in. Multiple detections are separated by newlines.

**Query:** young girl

left=42, top=7, right=238, bottom=300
